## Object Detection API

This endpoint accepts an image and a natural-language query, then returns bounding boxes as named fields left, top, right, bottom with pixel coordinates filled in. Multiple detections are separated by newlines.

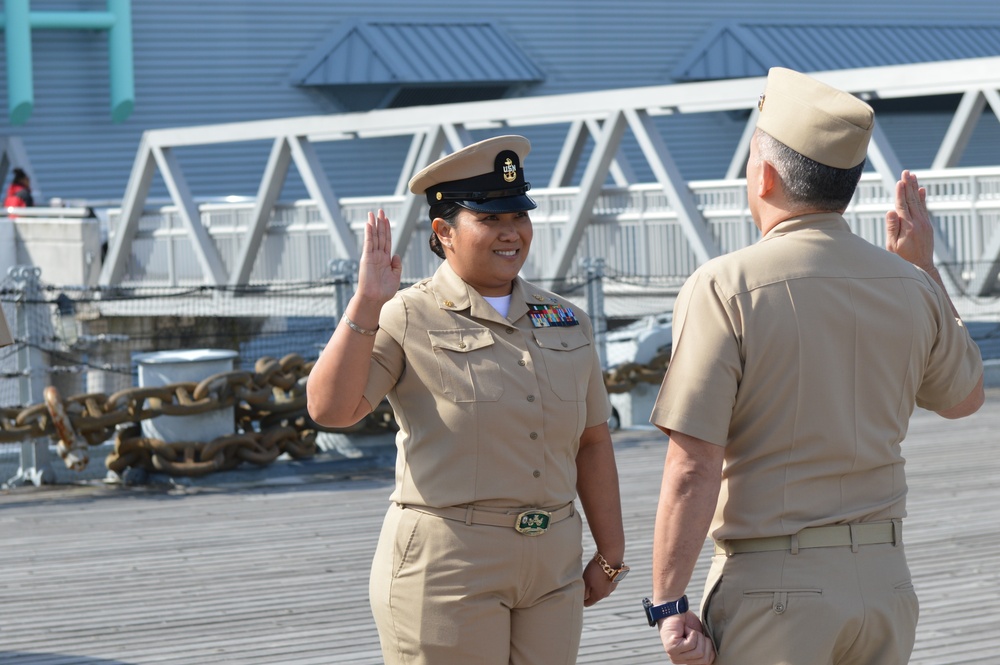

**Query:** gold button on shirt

left=651, top=213, right=983, bottom=541
left=363, top=261, right=611, bottom=510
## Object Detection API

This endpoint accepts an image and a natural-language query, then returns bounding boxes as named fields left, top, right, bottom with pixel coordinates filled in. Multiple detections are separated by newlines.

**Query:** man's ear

left=757, top=159, right=777, bottom=199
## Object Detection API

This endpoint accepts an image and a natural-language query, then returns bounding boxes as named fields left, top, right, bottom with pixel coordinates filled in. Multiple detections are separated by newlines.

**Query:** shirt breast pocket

left=428, top=329, right=504, bottom=402
left=533, top=327, right=593, bottom=401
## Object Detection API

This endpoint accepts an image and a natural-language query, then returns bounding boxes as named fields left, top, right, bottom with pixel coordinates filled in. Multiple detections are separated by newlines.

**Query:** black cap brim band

left=454, top=193, right=537, bottom=214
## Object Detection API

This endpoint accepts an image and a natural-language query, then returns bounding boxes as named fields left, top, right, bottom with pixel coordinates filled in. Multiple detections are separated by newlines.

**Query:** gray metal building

left=3, top=1, right=1000, bottom=204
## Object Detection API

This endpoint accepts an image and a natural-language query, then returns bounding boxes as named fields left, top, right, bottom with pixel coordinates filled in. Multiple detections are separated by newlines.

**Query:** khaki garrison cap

left=408, top=135, right=537, bottom=214
left=756, top=67, right=875, bottom=170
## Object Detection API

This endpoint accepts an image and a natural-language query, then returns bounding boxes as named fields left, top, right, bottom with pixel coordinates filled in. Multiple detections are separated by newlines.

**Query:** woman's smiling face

left=433, top=207, right=533, bottom=296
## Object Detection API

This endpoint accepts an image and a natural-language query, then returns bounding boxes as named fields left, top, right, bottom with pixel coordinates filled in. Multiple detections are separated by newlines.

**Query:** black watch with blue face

left=642, top=595, right=689, bottom=626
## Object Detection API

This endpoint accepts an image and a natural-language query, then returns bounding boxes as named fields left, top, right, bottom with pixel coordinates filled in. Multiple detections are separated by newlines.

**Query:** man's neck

left=759, top=206, right=843, bottom=235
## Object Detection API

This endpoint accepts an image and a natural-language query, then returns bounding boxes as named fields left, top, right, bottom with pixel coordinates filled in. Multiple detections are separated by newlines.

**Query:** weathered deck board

left=1, top=391, right=998, bottom=664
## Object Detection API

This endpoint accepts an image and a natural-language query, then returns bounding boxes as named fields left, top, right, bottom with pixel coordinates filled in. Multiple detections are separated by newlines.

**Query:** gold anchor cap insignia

left=502, top=157, right=517, bottom=183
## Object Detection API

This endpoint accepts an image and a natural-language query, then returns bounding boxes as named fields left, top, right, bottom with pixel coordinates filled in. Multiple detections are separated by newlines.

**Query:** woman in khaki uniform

left=307, top=136, right=627, bottom=665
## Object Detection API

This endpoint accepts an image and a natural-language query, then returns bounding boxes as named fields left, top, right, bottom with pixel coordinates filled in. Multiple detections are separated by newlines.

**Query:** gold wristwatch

left=594, top=551, right=630, bottom=583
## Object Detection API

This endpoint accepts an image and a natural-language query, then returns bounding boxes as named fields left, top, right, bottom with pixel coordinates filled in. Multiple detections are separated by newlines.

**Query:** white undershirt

left=483, top=294, right=512, bottom=318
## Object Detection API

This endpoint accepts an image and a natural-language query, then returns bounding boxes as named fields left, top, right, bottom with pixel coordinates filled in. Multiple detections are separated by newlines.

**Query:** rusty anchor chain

left=3, top=347, right=669, bottom=478
left=1, top=353, right=396, bottom=478
left=602, top=348, right=672, bottom=394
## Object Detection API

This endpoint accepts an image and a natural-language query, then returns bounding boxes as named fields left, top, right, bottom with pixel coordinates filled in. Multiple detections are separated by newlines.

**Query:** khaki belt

left=401, top=502, right=575, bottom=536
left=714, top=519, right=902, bottom=556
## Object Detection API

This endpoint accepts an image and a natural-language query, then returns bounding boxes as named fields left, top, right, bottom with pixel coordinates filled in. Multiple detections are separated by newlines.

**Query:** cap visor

left=456, top=194, right=537, bottom=214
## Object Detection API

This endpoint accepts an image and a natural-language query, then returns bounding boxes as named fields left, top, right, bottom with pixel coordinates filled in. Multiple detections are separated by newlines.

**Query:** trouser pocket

left=742, top=588, right=823, bottom=614
left=702, top=574, right=724, bottom=653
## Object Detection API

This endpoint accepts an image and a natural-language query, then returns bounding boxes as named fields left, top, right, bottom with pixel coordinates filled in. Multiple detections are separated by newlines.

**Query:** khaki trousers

left=703, top=542, right=919, bottom=665
left=369, top=502, right=584, bottom=665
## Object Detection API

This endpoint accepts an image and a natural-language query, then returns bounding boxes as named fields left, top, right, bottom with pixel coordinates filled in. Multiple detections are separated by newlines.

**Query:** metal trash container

left=134, top=349, right=238, bottom=443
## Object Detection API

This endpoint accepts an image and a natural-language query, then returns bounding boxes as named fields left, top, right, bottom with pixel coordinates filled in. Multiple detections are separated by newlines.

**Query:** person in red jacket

left=5, top=168, right=34, bottom=209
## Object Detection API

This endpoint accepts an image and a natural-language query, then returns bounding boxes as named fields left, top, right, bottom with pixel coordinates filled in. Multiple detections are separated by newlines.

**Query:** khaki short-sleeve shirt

left=650, top=214, right=983, bottom=540
left=362, top=261, right=611, bottom=510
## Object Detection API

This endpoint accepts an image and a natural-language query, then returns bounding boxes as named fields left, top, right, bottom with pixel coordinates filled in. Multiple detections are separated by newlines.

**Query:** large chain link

left=2, top=353, right=396, bottom=477
left=602, top=348, right=671, bottom=394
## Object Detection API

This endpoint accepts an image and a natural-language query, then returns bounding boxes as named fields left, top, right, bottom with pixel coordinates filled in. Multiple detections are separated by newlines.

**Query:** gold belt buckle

left=514, top=509, right=551, bottom=536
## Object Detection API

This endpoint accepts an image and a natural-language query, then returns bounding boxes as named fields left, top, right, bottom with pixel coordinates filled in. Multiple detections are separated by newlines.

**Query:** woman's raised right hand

left=357, top=209, right=403, bottom=305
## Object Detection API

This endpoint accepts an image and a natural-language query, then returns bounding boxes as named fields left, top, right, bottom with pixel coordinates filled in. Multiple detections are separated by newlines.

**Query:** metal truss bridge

left=98, top=57, right=1000, bottom=318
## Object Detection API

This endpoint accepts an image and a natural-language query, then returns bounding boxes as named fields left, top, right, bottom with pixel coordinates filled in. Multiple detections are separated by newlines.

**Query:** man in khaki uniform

left=645, top=68, right=985, bottom=664
left=307, top=136, right=627, bottom=664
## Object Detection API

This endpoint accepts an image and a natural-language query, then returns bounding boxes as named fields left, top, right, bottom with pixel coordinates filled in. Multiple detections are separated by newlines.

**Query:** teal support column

left=108, top=0, right=134, bottom=123
left=29, top=12, right=115, bottom=29
left=5, top=0, right=34, bottom=126
left=0, top=0, right=134, bottom=125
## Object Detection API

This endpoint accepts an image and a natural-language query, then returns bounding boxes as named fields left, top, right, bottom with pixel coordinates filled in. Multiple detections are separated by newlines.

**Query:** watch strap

left=643, top=595, right=689, bottom=626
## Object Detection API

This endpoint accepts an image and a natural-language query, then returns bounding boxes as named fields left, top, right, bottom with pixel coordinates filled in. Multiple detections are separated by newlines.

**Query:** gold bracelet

left=594, top=551, right=630, bottom=583
left=341, top=313, right=378, bottom=336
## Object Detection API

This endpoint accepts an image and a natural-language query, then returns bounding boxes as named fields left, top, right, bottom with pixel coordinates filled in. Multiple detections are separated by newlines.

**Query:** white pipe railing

left=105, top=166, right=1000, bottom=293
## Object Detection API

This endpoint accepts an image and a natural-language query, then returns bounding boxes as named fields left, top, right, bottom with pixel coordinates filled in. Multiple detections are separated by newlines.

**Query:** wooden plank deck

left=2, top=390, right=998, bottom=664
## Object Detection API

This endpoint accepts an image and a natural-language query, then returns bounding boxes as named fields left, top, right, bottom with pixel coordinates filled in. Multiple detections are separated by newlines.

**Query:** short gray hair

left=755, top=129, right=864, bottom=212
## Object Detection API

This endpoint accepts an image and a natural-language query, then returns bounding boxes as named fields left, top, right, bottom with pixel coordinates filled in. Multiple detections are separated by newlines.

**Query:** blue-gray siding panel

left=1, top=0, right=999, bottom=204
left=674, top=20, right=1000, bottom=81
